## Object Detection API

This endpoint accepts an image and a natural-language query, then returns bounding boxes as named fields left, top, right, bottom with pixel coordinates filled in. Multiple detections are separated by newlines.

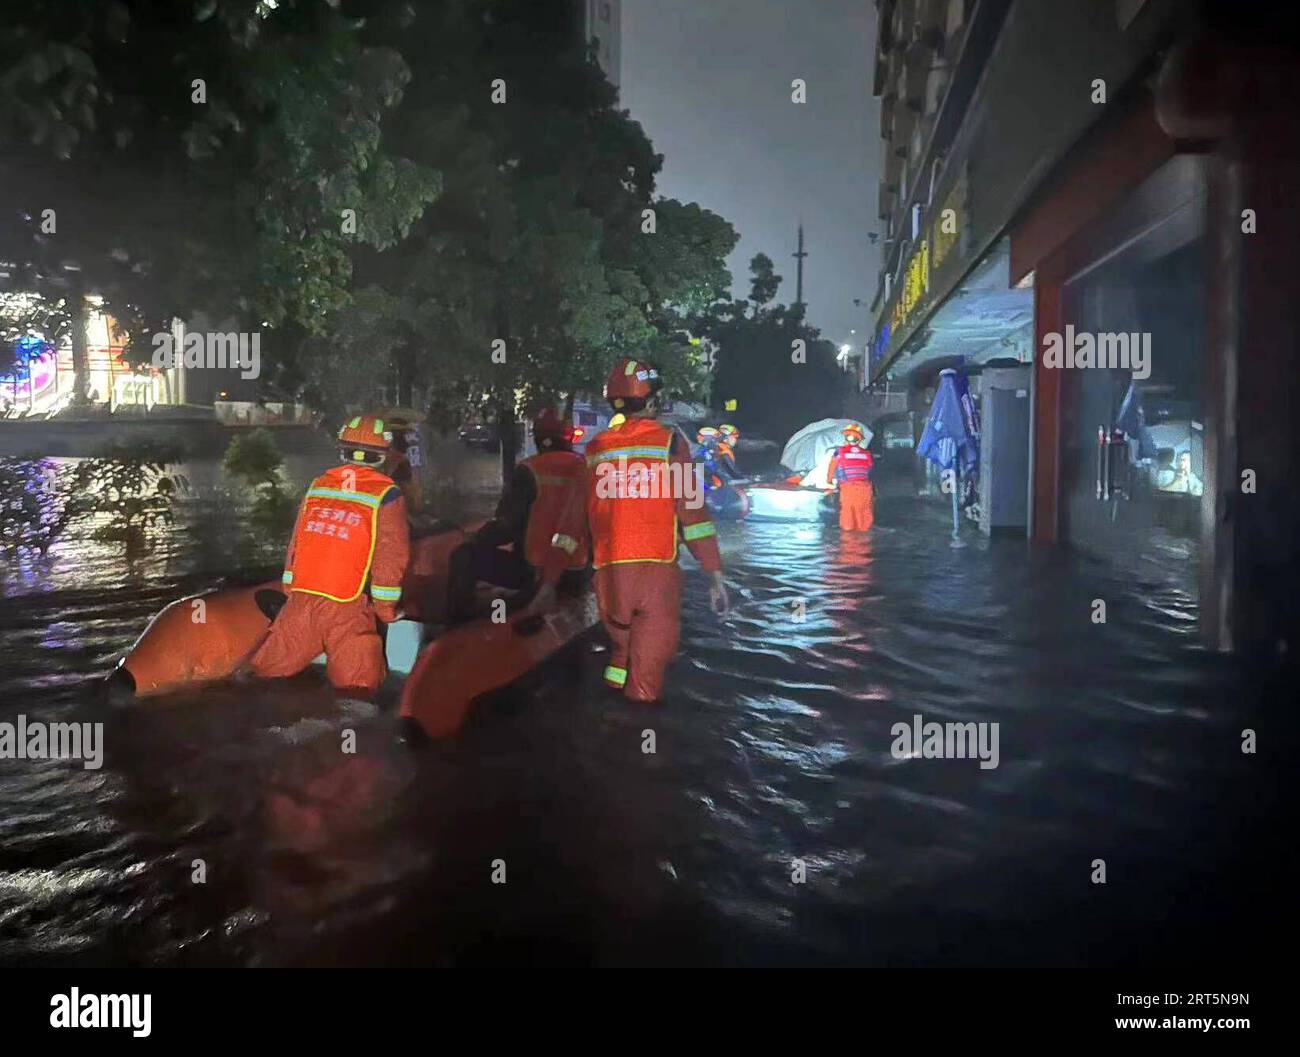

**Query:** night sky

left=622, top=0, right=882, bottom=351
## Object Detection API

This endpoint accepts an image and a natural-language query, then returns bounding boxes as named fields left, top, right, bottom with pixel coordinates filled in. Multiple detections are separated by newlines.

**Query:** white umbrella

left=780, top=418, right=872, bottom=474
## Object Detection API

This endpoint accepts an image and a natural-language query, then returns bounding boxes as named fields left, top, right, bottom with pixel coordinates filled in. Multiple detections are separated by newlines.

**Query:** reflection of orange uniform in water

left=586, top=369, right=723, bottom=702
left=828, top=441, right=874, bottom=532
left=252, top=418, right=410, bottom=699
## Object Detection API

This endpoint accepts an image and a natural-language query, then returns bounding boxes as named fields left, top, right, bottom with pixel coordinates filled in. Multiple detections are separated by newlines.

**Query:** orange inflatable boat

left=106, top=579, right=284, bottom=699
left=399, top=590, right=599, bottom=739
left=106, top=522, right=599, bottom=739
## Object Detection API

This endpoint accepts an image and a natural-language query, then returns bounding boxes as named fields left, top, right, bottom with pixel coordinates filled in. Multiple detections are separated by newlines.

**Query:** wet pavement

left=0, top=453, right=1293, bottom=966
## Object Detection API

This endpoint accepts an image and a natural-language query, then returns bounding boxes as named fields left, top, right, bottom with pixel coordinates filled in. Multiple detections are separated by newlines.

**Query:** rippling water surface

left=0, top=458, right=1291, bottom=966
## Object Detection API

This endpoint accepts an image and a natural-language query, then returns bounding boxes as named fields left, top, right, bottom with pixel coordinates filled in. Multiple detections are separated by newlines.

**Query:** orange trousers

left=251, top=592, right=385, bottom=698
left=838, top=480, right=875, bottom=532
left=594, top=563, right=682, bottom=703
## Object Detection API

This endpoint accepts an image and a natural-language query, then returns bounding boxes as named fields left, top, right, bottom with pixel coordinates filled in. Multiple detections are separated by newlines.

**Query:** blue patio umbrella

left=917, top=368, right=980, bottom=545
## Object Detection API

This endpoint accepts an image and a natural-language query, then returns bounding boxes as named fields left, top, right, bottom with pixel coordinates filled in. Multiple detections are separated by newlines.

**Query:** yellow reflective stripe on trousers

left=682, top=521, right=716, bottom=541
left=282, top=571, right=294, bottom=584
left=604, top=665, right=628, bottom=686
left=370, top=584, right=402, bottom=602
left=551, top=533, right=578, bottom=555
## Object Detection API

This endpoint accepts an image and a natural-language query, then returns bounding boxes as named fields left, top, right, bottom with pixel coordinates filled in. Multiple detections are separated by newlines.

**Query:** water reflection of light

left=41, top=620, right=81, bottom=651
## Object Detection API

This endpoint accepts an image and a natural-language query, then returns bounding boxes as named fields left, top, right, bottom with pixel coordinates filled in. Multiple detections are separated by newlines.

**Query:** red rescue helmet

left=604, top=357, right=662, bottom=410
left=697, top=425, right=721, bottom=445
left=338, top=414, right=395, bottom=464
left=842, top=422, right=865, bottom=441
left=533, top=406, right=573, bottom=448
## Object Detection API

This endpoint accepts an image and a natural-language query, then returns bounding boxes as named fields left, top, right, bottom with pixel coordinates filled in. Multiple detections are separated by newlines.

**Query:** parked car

left=569, top=399, right=608, bottom=455
left=458, top=421, right=500, bottom=451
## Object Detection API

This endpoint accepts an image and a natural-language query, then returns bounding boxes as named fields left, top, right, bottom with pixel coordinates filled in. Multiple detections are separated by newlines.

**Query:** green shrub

left=222, top=429, right=284, bottom=489
left=222, top=429, right=298, bottom=542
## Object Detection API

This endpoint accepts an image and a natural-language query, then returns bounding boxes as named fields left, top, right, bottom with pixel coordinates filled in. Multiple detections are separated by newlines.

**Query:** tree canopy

left=1, top=0, right=440, bottom=388
left=1, top=0, right=754, bottom=478
left=703, top=253, right=847, bottom=446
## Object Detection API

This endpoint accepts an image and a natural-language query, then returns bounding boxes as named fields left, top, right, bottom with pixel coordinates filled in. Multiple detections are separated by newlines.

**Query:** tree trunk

left=497, top=393, right=518, bottom=488
left=69, top=284, right=90, bottom=406
left=493, top=299, right=517, bottom=488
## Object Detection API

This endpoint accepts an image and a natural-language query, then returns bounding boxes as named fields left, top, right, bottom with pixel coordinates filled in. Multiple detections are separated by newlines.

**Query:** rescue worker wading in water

left=249, top=414, right=410, bottom=699
left=446, top=407, right=589, bottom=623
left=827, top=422, right=874, bottom=532
left=585, top=358, right=728, bottom=703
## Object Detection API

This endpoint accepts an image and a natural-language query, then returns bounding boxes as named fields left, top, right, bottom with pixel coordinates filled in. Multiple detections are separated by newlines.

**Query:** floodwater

left=0, top=448, right=1292, bottom=967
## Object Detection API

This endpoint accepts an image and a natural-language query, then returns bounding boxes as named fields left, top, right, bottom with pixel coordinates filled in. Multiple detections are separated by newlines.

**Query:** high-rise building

left=864, top=0, right=1300, bottom=655
left=582, top=0, right=621, bottom=90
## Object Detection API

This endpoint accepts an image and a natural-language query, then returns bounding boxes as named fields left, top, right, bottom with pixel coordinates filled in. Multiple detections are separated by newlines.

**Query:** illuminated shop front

left=1, top=304, right=185, bottom=416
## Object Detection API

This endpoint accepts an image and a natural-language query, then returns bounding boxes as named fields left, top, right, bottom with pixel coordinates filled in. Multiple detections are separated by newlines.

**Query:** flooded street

left=1, top=455, right=1288, bottom=967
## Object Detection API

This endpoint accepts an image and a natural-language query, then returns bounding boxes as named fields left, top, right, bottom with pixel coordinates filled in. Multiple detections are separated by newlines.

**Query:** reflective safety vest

left=520, top=450, right=589, bottom=570
left=585, top=417, right=682, bottom=568
left=833, top=445, right=874, bottom=483
left=282, top=464, right=401, bottom=603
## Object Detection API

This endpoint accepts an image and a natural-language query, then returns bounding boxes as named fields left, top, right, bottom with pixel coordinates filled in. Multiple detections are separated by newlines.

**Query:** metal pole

left=950, top=462, right=966, bottom=548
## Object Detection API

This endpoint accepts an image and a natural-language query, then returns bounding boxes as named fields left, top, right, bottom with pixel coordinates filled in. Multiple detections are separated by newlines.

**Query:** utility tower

left=792, top=222, right=808, bottom=311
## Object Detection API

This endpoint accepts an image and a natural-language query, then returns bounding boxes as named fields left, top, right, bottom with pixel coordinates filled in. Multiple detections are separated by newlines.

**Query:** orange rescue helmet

left=533, top=406, right=573, bottom=448
left=604, top=357, right=662, bottom=410
left=842, top=422, right=865, bottom=441
left=339, top=414, right=395, bottom=463
left=719, top=423, right=739, bottom=442
left=697, top=425, right=721, bottom=445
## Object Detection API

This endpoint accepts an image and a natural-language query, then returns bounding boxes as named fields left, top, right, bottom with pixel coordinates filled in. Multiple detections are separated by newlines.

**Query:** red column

left=1030, top=258, right=1064, bottom=543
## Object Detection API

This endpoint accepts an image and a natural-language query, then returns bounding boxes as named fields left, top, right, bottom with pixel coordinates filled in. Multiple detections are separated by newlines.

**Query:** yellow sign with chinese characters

left=930, top=171, right=966, bottom=274
left=890, top=238, right=929, bottom=333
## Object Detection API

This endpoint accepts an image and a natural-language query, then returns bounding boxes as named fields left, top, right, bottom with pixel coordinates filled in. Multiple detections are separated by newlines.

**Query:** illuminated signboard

left=930, top=167, right=967, bottom=275
left=889, top=238, right=929, bottom=334
left=873, top=166, right=969, bottom=376
left=1, top=350, right=56, bottom=404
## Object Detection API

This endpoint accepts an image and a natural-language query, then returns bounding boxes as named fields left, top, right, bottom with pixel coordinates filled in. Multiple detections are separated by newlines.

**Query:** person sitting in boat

left=716, top=423, right=741, bottom=478
left=248, top=414, right=411, bottom=700
left=694, top=426, right=725, bottom=490
left=446, top=407, right=589, bottom=623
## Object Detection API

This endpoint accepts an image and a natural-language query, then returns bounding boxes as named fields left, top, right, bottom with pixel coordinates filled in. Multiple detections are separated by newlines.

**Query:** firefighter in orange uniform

left=585, top=358, right=728, bottom=703
left=250, top=414, right=410, bottom=699
left=717, top=423, right=740, bottom=478
left=827, top=422, right=874, bottom=532
left=447, top=407, right=589, bottom=621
